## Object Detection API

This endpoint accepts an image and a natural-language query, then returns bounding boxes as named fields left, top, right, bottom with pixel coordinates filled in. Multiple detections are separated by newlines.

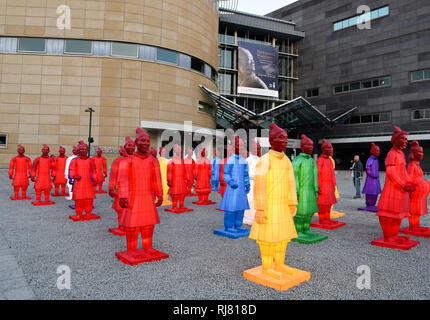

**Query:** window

left=218, top=73, right=233, bottom=94
left=306, top=88, right=319, bottom=97
left=0, top=37, right=17, bottom=52
left=178, top=53, right=191, bottom=69
left=157, top=48, right=178, bottom=64
left=46, top=39, right=64, bottom=54
left=65, top=40, right=92, bottom=54
left=344, top=112, right=391, bottom=125
left=191, top=58, right=204, bottom=73
left=0, top=134, right=7, bottom=148
left=18, top=38, right=45, bottom=52
left=93, top=41, right=110, bottom=56
left=412, top=108, right=430, bottom=120
left=198, top=101, right=215, bottom=116
left=218, top=48, right=233, bottom=69
left=411, top=69, right=430, bottom=82
left=334, top=76, right=390, bottom=94
left=111, top=42, right=138, bottom=58
left=139, top=45, right=156, bottom=61
left=333, top=6, right=389, bottom=31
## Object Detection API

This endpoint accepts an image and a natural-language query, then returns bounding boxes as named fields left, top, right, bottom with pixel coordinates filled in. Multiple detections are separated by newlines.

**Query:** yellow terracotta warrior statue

left=158, top=147, right=172, bottom=206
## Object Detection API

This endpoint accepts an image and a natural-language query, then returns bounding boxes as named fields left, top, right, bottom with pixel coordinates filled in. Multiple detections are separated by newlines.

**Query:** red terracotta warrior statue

left=108, top=145, right=129, bottom=237
left=165, top=144, right=193, bottom=213
left=52, top=146, right=69, bottom=197
left=184, top=146, right=196, bottom=197
left=399, top=140, right=430, bottom=237
left=91, top=147, right=107, bottom=194
left=310, top=139, right=346, bottom=230
left=372, top=126, right=419, bottom=250
left=31, top=144, right=55, bottom=206
left=193, top=147, right=216, bottom=205
left=9, top=144, right=32, bottom=200
left=69, top=141, right=100, bottom=221
left=116, top=128, right=168, bottom=265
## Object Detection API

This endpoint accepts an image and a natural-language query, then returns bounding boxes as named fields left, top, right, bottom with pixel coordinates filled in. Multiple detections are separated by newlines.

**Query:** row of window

left=411, top=69, right=430, bottom=82
left=333, top=6, right=389, bottom=32
left=0, top=37, right=217, bottom=81
left=334, top=76, right=391, bottom=94
left=344, top=112, right=391, bottom=125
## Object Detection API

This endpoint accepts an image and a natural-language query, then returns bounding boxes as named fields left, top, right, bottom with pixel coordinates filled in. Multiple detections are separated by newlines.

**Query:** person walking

left=351, top=155, right=364, bottom=198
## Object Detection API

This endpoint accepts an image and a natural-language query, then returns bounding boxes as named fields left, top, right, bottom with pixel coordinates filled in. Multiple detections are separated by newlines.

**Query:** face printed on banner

left=300, top=134, right=314, bottom=155
left=269, top=122, right=288, bottom=152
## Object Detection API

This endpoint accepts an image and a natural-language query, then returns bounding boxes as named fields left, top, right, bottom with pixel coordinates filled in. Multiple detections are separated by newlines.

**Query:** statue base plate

left=69, top=214, right=100, bottom=222
left=164, top=207, right=194, bottom=214
left=371, top=235, right=420, bottom=250
left=357, top=206, right=378, bottom=213
left=109, top=227, right=126, bottom=236
left=243, top=265, right=311, bottom=291
left=32, top=200, right=55, bottom=206
left=310, top=219, right=346, bottom=230
left=213, top=228, right=250, bottom=239
left=10, top=196, right=31, bottom=200
left=115, top=248, right=169, bottom=266
left=399, top=226, right=430, bottom=238
left=292, top=231, right=328, bottom=244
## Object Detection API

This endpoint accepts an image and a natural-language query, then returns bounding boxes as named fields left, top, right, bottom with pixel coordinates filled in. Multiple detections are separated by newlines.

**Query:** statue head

left=119, top=146, right=127, bottom=157
left=300, top=134, right=314, bottom=155
left=233, top=135, right=244, bottom=155
left=370, top=143, right=380, bottom=157
left=41, top=144, right=50, bottom=157
left=59, top=146, right=66, bottom=156
left=215, top=149, right=220, bottom=158
left=321, top=139, right=333, bottom=157
left=159, top=146, right=166, bottom=158
left=135, top=128, right=150, bottom=154
left=269, top=122, right=288, bottom=153
left=391, top=126, right=408, bottom=150
left=409, top=140, right=423, bottom=161
left=17, top=144, right=25, bottom=156
left=250, top=139, right=258, bottom=156
left=124, top=136, right=135, bottom=155
left=174, top=144, right=182, bottom=158
left=72, top=145, right=79, bottom=155
left=96, top=147, right=102, bottom=157
left=226, top=144, right=233, bottom=157
left=200, top=147, right=207, bottom=158
left=77, top=141, right=88, bottom=158
left=187, top=147, right=193, bottom=157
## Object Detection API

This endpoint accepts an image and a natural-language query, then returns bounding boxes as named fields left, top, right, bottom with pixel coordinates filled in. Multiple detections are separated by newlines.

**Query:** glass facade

left=0, top=37, right=216, bottom=82
left=333, top=6, right=390, bottom=31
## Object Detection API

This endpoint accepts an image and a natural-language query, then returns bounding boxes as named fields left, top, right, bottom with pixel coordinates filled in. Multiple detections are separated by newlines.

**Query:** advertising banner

left=238, top=41, right=279, bottom=98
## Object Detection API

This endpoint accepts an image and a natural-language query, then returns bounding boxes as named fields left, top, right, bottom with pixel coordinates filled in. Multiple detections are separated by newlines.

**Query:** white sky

left=236, top=0, right=299, bottom=15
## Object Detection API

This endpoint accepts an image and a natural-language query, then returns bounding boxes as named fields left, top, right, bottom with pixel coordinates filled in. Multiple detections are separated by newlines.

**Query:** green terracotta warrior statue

left=292, top=134, right=328, bottom=244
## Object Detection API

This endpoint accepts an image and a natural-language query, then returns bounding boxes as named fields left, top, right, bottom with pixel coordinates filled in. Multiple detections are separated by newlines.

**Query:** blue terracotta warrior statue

left=214, top=136, right=250, bottom=239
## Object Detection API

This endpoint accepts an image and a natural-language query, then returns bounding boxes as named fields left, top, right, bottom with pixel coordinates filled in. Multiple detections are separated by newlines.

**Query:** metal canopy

left=200, top=85, right=357, bottom=132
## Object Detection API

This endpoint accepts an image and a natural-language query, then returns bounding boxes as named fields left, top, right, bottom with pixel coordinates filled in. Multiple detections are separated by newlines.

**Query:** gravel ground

left=0, top=168, right=429, bottom=300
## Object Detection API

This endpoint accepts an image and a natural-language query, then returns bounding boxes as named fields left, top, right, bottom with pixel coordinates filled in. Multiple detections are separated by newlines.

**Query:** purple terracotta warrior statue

left=358, top=143, right=382, bottom=212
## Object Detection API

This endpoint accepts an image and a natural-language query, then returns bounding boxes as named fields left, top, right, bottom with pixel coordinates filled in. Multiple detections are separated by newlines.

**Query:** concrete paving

left=0, top=168, right=429, bottom=300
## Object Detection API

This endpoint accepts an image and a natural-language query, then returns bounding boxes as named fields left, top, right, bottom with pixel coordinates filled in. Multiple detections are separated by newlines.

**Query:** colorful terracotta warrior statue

left=165, top=144, right=193, bottom=214
left=65, top=145, right=79, bottom=202
left=91, top=147, right=107, bottom=194
left=372, top=126, right=419, bottom=250
left=68, top=141, right=100, bottom=221
left=244, top=123, right=310, bottom=291
left=211, top=149, right=221, bottom=192
left=243, top=139, right=261, bottom=225
left=292, top=135, right=327, bottom=244
left=108, top=145, right=129, bottom=237
left=184, top=147, right=196, bottom=197
left=399, top=140, right=430, bottom=238
left=310, top=139, right=346, bottom=230
left=9, top=144, right=32, bottom=200
left=52, top=146, right=69, bottom=197
left=214, top=136, right=250, bottom=239
left=116, top=128, right=168, bottom=265
left=358, top=143, right=382, bottom=212
left=31, top=144, right=55, bottom=206
left=158, top=146, right=172, bottom=206
left=193, top=147, right=216, bottom=205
